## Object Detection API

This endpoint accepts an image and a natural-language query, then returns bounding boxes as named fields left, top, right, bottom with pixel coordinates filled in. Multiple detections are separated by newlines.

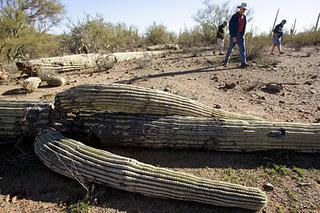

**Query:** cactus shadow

left=115, top=65, right=237, bottom=84
left=103, top=147, right=320, bottom=170
left=2, top=88, right=29, bottom=96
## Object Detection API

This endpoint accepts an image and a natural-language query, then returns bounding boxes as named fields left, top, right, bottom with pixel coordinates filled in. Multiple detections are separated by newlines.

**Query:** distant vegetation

left=0, top=0, right=319, bottom=63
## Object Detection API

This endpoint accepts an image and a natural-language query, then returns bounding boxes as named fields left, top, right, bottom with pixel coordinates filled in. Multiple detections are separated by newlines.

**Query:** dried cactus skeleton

left=34, top=128, right=268, bottom=211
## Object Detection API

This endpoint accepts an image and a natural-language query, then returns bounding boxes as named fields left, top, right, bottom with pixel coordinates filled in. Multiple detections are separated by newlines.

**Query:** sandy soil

left=0, top=46, right=319, bottom=212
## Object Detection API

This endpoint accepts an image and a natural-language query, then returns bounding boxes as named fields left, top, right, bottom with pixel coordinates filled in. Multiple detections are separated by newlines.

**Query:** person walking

left=223, top=3, right=249, bottom=68
left=215, top=21, right=228, bottom=55
left=271, top=19, right=286, bottom=55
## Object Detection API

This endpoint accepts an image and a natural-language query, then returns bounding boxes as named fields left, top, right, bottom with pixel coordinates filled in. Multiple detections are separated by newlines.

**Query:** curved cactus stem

left=34, top=129, right=267, bottom=210
left=55, top=84, right=262, bottom=121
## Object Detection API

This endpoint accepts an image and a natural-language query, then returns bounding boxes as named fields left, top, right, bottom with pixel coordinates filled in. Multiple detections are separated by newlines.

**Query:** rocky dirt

left=0, top=46, right=319, bottom=212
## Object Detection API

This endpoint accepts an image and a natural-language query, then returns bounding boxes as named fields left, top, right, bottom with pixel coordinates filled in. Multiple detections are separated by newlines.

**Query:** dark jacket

left=273, top=23, right=284, bottom=37
left=228, top=12, right=247, bottom=37
left=216, top=24, right=225, bottom=39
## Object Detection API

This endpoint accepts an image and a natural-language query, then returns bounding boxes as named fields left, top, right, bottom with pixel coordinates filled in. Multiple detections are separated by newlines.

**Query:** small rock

left=304, top=81, right=313, bottom=86
left=310, top=75, right=318, bottom=79
left=261, top=83, right=283, bottom=94
left=5, top=195, right=10, bottom=203
left=298, top=182, right=312, bottom=187
left=210, top=75, right=219, bottom=82
left=163, top=86, right=170, bottom=92
left=213, top=104, right=221, bottom=109
left=219, top=82, right=237, bottom=90
left=11, top=196, right=17, bottom=203
left=279, top=100, right=285, bottom=104
left=263, top=182, right=274, bottom=191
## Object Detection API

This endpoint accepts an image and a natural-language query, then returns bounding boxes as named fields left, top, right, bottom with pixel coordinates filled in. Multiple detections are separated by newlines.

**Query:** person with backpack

left=271, top=19, right=287, bottom=55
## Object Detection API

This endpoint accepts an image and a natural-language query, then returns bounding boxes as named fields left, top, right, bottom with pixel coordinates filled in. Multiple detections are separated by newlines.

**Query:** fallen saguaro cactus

left=75, top=112, right=320, bottom=152
left=0, top=101, right=52, bottom=142
left=16, top=54, right=116, bottom=76
left=16, top=51, right=166, bottom=76
left=55, top=84, right=261, bottom=121
left=34, top=128, right=267, bottom=210
left=147, top=44, right=181, bottom=51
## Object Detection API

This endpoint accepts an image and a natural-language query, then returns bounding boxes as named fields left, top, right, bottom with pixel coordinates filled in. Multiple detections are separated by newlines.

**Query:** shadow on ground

left=116, top=65, right=238, bottom=84
left=2, top=88, right=29, bottom=96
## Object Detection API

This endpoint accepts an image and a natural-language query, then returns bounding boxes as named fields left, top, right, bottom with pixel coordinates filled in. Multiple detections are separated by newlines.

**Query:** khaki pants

left=216, top=38, right=224, bottom=54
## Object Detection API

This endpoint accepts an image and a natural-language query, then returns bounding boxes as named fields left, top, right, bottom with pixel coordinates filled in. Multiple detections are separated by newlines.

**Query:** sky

left=51, top=0, right=320, bottom=35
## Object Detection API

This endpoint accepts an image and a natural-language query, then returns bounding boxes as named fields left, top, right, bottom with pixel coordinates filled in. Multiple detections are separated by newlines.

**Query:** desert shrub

left=178, top=26, right=204, bottom=48
left=68, top=14, right=143, bottom=53
left=286, top=31, right=320, bottom=51
left=245, top=33, right=270, bottom=60
left=145, top=22, right=177, bottom=45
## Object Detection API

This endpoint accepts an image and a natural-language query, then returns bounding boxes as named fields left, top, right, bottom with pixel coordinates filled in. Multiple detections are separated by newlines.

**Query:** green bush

left=178, top=26, right=204, bottom=47
left=245, top=33, right=270, bottom=60
left=286, top=31, right=320, bottom=51
left=68, top=14, right=143, bottom=53
left=145, top=22, right=177, bottom=45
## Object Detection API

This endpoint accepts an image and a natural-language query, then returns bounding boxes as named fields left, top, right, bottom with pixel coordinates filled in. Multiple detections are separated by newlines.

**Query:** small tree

left=194, top=0, right=254, bottom=45
left=0, top=0, right=64, bottom=61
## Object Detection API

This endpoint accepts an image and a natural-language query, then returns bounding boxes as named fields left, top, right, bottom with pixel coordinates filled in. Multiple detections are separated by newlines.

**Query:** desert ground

left=0, top=46, right=319, bottom=212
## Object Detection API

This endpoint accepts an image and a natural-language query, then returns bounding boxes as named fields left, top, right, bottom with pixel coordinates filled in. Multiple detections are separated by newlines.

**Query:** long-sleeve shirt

left=273, top=23, right=284, bottom=37
left=228, top=12, right=247, bottom=37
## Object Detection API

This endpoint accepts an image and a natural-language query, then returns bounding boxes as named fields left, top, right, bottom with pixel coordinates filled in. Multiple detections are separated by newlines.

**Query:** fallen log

left=54, top=84, right=261, bottom=121
left=34, top=128, right=267, bottom=210
left=75, top=112, right=320, bottom=153
left=0, top=101, right=52, bottom=142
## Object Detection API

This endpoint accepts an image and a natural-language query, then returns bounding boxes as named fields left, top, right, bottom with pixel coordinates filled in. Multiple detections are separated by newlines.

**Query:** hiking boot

left=240, top=63, right=249, bottom=68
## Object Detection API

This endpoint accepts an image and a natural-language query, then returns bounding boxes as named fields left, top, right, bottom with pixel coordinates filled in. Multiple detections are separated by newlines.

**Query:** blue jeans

left=224, top=33, right=247, bottom=65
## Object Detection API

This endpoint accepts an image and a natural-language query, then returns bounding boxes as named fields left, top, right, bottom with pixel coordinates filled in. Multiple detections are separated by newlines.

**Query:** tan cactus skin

left=34, top=128, right=267, bottom=211
left=0, top=101, right=52, bottom=141
left=54, top=84, right=262, bottom=121
left=75, top=112, right=320, bottom=153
